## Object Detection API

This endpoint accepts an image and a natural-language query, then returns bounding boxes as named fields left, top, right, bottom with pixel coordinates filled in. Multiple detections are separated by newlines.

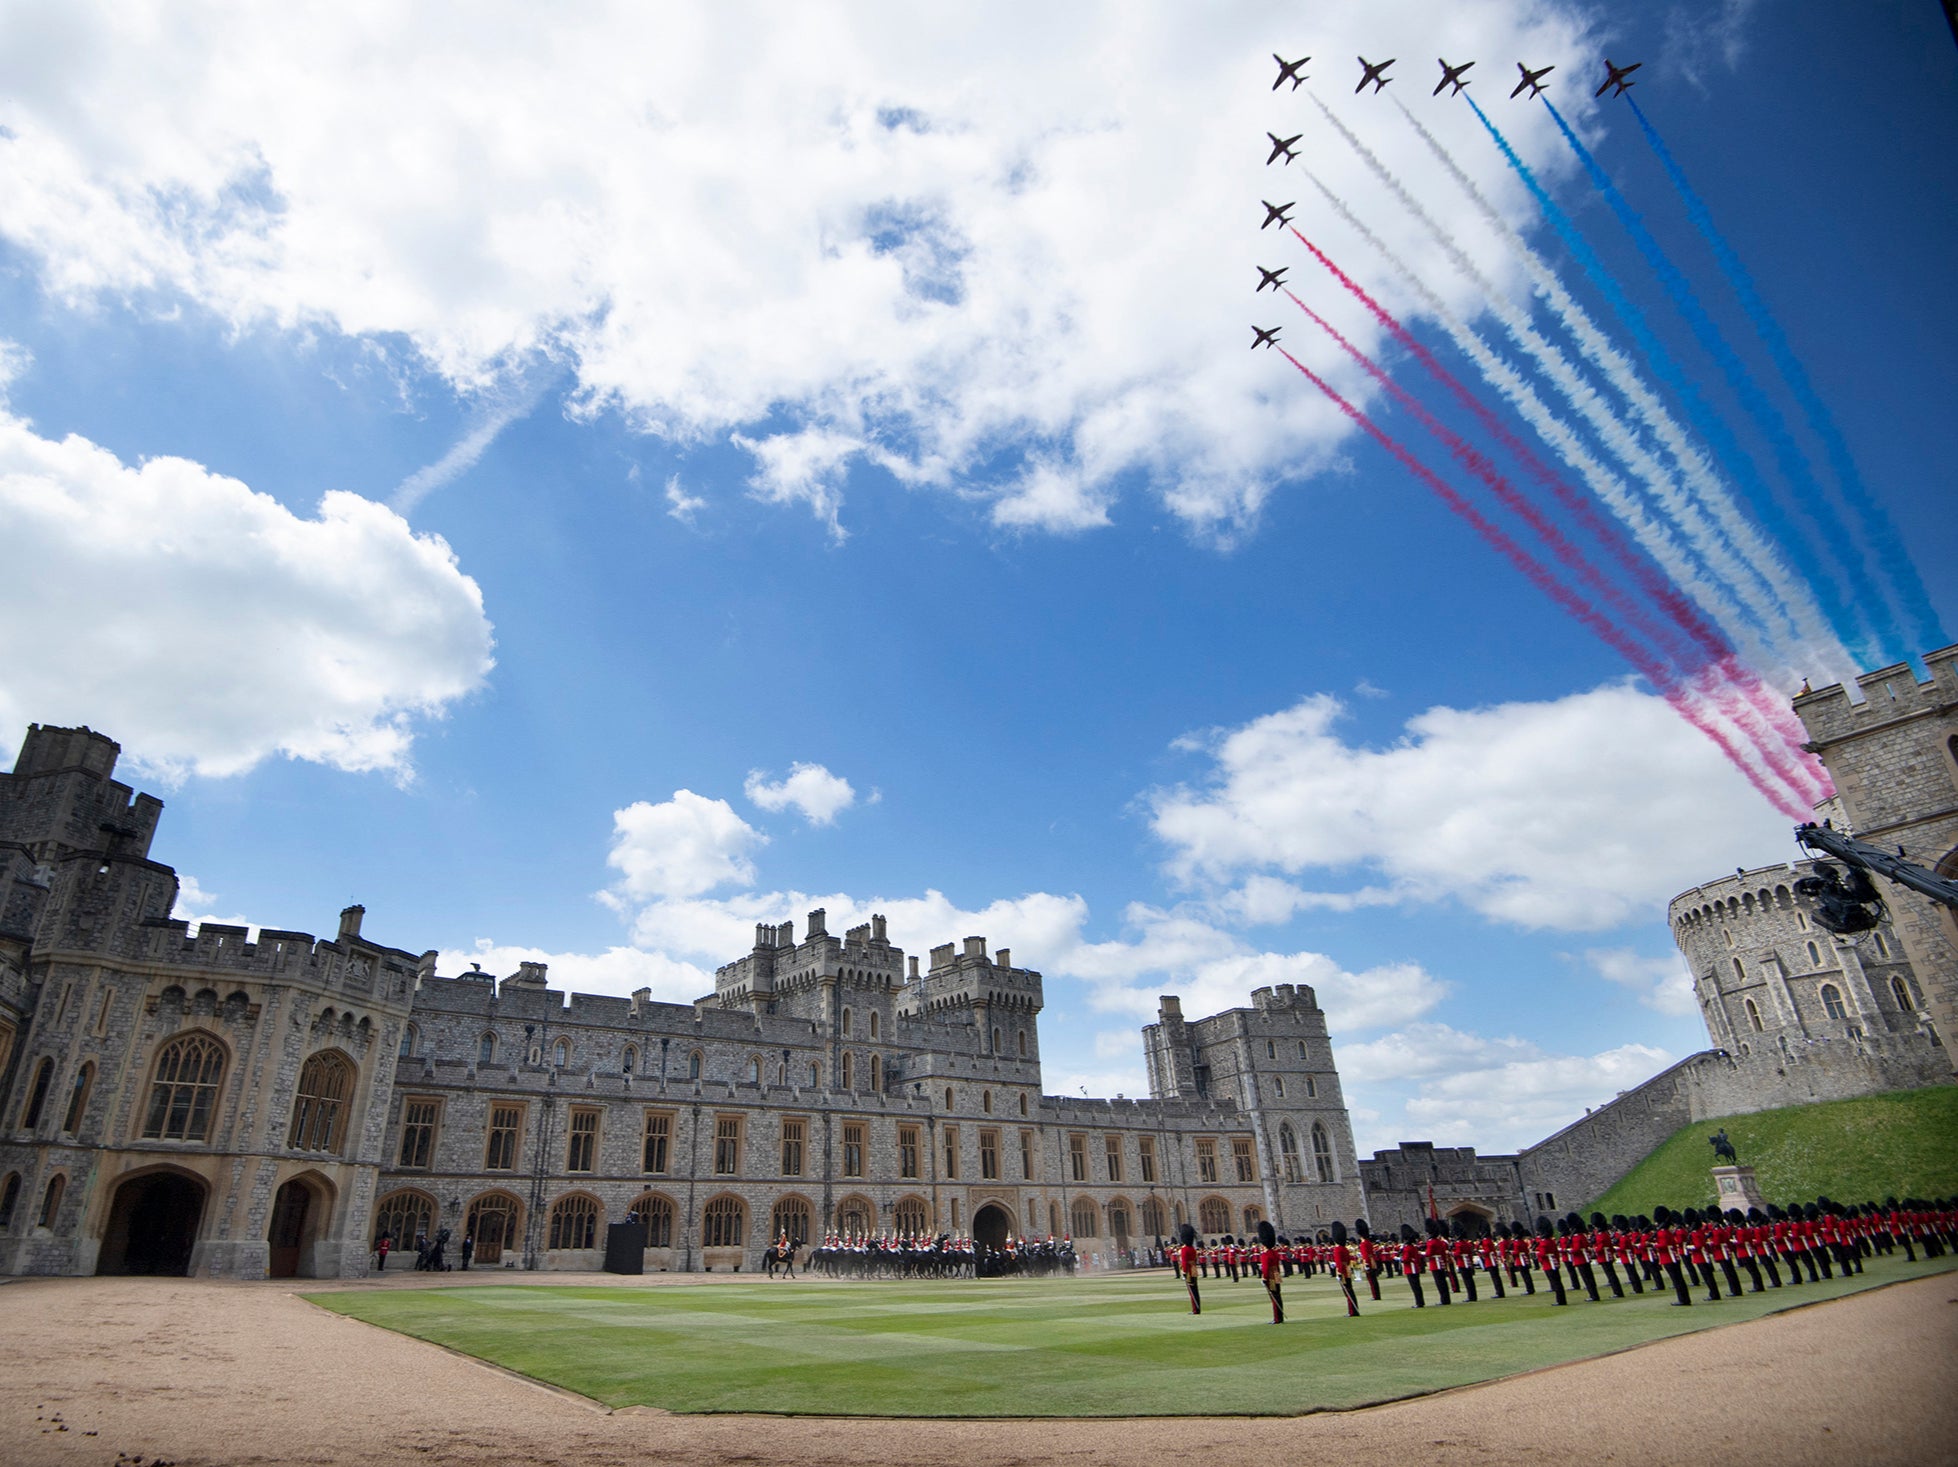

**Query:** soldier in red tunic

left=1399, top=1223, right=1428, bottom=1308
left=1175, top=1221, right=1202, bottom=1314
left=1328, top=1219, right=1360, bottom=1317
left=1354, top=1219, right=1382, bottom=1300
left=1534, top=1216, right=1568, bottom=1305
left=1255, top=1219, right=1285, bottom=1323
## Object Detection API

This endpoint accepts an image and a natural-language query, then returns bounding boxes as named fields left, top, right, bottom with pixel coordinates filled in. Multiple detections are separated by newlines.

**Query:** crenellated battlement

left=1793, top=644, right=1958, bottom=742
left=129, top=915, right=428, bottom=1004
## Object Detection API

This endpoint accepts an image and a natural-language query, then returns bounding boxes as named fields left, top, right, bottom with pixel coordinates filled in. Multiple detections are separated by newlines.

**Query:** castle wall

left=1794, top=646, right=1958, bottom=1070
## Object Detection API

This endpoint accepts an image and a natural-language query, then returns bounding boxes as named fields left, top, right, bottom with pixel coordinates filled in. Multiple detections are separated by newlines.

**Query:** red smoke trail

left=1285, top=292, right=1820, bottom=810
left=1276, top=345, right=1810, bottom=821
left=1289, top=226, right=1729, bottom=673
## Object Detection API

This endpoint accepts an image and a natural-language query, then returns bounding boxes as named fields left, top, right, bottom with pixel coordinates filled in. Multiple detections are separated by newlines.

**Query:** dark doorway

left=98, top=1172, right=206, bottom=1276
left=972, top=1203, right=1011, bottom=1255
left=268, top=1179, right=314, bottom=1278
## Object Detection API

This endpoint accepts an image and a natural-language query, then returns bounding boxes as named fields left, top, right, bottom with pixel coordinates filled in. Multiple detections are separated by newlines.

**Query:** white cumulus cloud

left=1581, top=946, right=1699, bottom=1017
left=744, top=762, right=858, bottom=826
left=1149, top=682, right=1796, bottom=932
left=0, top=0, right=1599, bottom=538
left=605, top=790, right=767, bottom=902
left=0, top=410, right=494, bottom=780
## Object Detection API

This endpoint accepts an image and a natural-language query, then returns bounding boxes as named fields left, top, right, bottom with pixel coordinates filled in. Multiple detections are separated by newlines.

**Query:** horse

left=763, top=1242, right=798, bottom=1278
left=1709, top=1129, right=1738, bottom=1165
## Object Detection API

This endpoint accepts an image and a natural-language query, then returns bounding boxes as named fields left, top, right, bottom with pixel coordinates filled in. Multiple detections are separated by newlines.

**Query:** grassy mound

left=1589, top=1085, right=1958, bottom=1216
left=309, top=1255, right=1949, bottom=1416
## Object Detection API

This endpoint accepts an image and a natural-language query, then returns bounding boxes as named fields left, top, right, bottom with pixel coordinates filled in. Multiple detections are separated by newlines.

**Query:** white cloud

left=168, top=873, right=257, bottom=936
left=0, top=1, right=1597, bottom=537
left=664, top=474, right=706, bottom=525
left=1149, top=682, right=1795, bottom=932
left=391, top=371, right=553, bottom=514
left=1581, top=946, right=1699, bottom=1017
left=605, top=790, right=766, bottom=901
left=0, top=410, right=494, bottom=779
left=744, top=762, right=858, bottom=826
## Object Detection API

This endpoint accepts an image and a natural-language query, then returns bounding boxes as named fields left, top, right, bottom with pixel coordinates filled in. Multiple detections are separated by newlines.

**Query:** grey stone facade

left=0, top=723, right=1362, bottom=1279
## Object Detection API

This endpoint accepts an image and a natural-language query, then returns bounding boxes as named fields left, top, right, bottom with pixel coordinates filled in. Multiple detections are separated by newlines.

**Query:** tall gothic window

left=1821, top=984, right=1848, bottom=1020
left=19, top=1057, right=55, bottom=1130
left=287, top=1051, right=355, bottom=1152
left=1311, top=1122, right=1335, bottom=1183
left=702, top=1195, right=746, bottom=1248
left=629, top=1191, right=675, bottom=1247
left=142, top=1034, right=226, bottom=1141
left=548, top=1194, right=600, bottom=1250
left=1279, top=1123, right=1302, bottom=1183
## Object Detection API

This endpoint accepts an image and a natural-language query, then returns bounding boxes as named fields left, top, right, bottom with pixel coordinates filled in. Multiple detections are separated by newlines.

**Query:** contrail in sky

left=392, top=373, right=555, bottom=515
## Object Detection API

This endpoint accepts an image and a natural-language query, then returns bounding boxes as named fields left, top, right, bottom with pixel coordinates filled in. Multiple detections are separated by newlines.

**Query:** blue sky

left=2, top=0, right=1953, bottom=1153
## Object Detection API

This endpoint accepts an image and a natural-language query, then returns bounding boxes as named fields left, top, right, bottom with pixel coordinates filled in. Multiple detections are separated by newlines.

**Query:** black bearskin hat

left=1726, top=1208, right=1745, bottom=1224
left=1610, top=1214, right=1630, bottom=1231
left=1221, top=1233, right=1235, bottom=1245
left=1590, top=1212, right=1609, bottom=1231
left=1804, top=1203, right=1821, bottom=1221
left=1257, top=1219, right=1277, bottom=1248
left=1331, top=1219, right=1349, bottom=1244
left=1355, top=1218, right=1372, bottom=1239
left=1400, top=1223, right=1419, bottom=1243
left=1178, top=1221, right=1197, bottom=1246
left=1535, top=1215, right=1554, bottom=1238
left=1565, top=1212, right=1586, bottom=1234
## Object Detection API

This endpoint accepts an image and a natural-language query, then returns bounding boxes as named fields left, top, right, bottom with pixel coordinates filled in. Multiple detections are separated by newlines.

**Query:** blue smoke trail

left=1626, top=96, right=1946, bottom=658
left=1463, top=95, right=1879, bottom=670
left=1532, top=97, right=1886, bottom=668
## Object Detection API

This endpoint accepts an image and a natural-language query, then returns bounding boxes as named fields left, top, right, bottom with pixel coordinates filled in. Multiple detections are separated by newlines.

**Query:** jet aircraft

left=1595, top=59, right=1642, bottom=97
left=1433, top=58, right=1474, bottom=96
left=1354, top=56, right=1395, bottom=93
left=1252, top=325, right=1281, bottom=350
left=1260, top=200, right=1295, bottom=230
left=1510, top=62, right=1553, bottom=98
left=1256, top=266, right=1289, bottom=293
left=1266, top=131, right=1301, bottom=165
left=1271, top=53, right=1310, bottom=91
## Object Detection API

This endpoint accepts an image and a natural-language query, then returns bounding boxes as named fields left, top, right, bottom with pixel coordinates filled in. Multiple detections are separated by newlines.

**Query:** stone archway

left=268, top=1175, right=334, bottom=1278
left=98, top=1170, right=206, bottom=1276
left=972, top=1201, right=1013, bottom=1255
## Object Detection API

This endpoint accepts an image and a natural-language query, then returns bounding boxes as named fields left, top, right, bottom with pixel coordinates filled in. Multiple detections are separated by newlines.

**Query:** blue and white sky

left=3, top=1, right=1953, bottom=1153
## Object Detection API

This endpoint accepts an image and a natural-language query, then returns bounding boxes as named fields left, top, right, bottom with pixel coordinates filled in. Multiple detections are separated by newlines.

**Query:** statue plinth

left=1711, top=1164, right=1766, bottom=1215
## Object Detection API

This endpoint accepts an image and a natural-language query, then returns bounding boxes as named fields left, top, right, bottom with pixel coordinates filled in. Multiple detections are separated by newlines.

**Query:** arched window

left=38, top=1173, right=65, bottom=1229
left=1745, top=998, right=1763, bottom=1032
left=1198, top=1197, right=1231, bottom=1234
left=1807, top=941, right=1821, bottom=967
left=464, top=1193, right=522, bottom=1266
left=373, top=1189, right=435, bottom=1248
left=841, top=1052, right=855, bottom=1090
left=1305, top=1076, right=1316, bottom=1098
left=992, top=1026, right=1001, bottom=1053
left=868, top=1012, right=879, bottom=1040
left=1266, top=1039, right=1276, bottom=1059
left=142, top=1033, right=226, bottom=1141
left=1311, top=1122, right=1335, bottom=1183
left=548, top=1194, right=601, bottom=1250
left=1071, top=1199, right=1099, bottom=1238
left=689, top=1050, right=702, bottom=1081
left=19, top=1057, right=54, bottom=1130
left=944, top=1086, right=954, bottom=1109
left=1297, top=1040, right=1307, bottom=1059
left=478, top=1033, right=496, bottom=1065
left=1243, top=1205, right=1262, bottom=1233
left=1732, top=957, right=1746, bottom=982
left=288, top=1051, right=355, bottom=1152
left=771, top=1195, right=813, bottom=1245
left=1018, top=1093, right=1028, bottom=1116
left=869, top=1054, right=881, bottom=1090
left=1821, top=984, right=1848, bottom=1020
left=1872, top=931, right=1889, bottom=958
left=702, top=1196, right=746, bottom=1248
left=1278, top=1123, right=1302, bottom=1183
left=1140, top=1197, right=1166, bottom=1237
left=62, top=1063, right=94, bottom=1134
left=1018, top=1030, right=1027, bottom=1056
left=808, top=1061, right=820, bottom=1086
left=552, top=1038, right=570, bottom=1067
left=398, top=1024, right=417, bottom=1059
left=1892, top=975, right=1915, bottom=1013
left=623, top=1045, right=637, bottom=1075
left=841, top=1008, right=852, bottom=1038
left=0, top=1171, right=20, bottom=1230
left=629, top=1191, right=675, bottom=1247
left=749, top=1055, right=762, bottom=1084
left=982, top=1089, right=993, bottom=1114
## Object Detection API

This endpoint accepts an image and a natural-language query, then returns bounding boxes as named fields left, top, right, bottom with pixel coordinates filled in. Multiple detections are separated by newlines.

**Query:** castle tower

left=1794, top=647, right=1958, bottom=1072
left=1669, top=862, right=1946, bottom=1093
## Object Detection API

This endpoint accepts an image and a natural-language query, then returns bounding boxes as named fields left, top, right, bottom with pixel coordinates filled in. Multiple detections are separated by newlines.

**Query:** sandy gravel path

left=2, top=1271, right=1953, bottom=1466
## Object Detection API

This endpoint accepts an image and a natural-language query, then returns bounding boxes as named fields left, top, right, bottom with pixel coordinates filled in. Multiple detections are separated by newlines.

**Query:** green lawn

left=1590, top=1085, right=1958, bottom=1216
left=307, top=1251, right=1953, bottom=1416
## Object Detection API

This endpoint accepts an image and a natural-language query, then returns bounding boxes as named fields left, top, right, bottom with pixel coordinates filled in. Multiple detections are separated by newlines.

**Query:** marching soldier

left=1255, top=1219, right=1285, bottom=1323
left=1400, top=1223, right=1428, bottom=1308
left=1176, top=1222, right=1202, bottom=1314
left=1329, top=1219, right=1360, bottom=1317
left=1355, top=1219, right=1382, bottom=1300
left=1534, top=1217, right=1568, bottom=1306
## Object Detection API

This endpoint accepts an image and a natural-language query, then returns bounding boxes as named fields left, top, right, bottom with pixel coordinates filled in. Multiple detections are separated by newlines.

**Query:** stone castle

left=4, top=649, right=1951, bottom=1275
left=0, top=724, right=1362, bottom=1278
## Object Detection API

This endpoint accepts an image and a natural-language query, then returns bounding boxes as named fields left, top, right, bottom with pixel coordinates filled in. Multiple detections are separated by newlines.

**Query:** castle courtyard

left=1, top=1269, right=1951, bottom=1467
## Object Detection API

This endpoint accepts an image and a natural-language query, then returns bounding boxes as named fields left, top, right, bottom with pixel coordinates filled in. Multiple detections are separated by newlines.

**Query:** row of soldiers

left=802, top=1232, right=1080, bottom=1279
left=1173, top=1196, right=1955, bottom=1321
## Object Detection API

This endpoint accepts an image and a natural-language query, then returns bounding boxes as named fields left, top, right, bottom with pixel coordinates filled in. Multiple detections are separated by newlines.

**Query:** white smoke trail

left=1372, top=98, right=1852, bottom=683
